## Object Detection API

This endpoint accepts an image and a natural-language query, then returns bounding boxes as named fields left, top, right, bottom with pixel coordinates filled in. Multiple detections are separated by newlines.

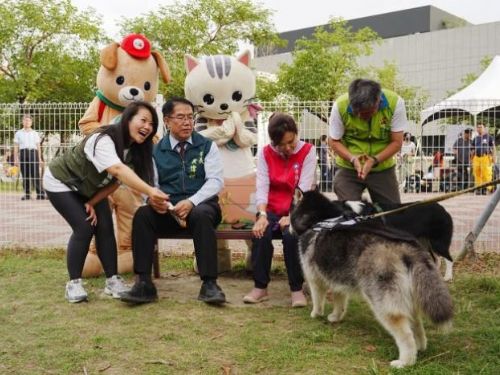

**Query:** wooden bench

left=152, top=223, right=283, bottom=278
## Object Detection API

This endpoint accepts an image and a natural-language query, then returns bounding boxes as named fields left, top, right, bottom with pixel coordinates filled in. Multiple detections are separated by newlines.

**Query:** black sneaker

left=120, top=280, right=158, bottom=304
left=36, top=195, right=46, bottom=200
left=21, top=195, right=30, bottom=200
left=198, top=280, right=226, bottom=305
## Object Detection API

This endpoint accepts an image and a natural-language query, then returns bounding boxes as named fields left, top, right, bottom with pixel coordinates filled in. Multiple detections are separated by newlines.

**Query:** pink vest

left=264, top=143, right=313, bottom=216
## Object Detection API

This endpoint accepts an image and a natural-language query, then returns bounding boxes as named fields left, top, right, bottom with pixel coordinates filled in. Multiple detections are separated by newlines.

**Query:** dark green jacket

left=49, top=134, right=117, bottom=198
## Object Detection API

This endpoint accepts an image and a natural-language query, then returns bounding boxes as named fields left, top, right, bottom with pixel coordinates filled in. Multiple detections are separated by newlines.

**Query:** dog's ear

left=293, top=188, right=303, bottom=206
left=100, top=42, right=120, bottom=70
left=152, top=50, right=171, bottom=83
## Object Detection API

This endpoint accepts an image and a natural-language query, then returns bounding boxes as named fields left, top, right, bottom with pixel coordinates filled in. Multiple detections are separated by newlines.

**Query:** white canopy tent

left=421, top=55, right=500, bottom=126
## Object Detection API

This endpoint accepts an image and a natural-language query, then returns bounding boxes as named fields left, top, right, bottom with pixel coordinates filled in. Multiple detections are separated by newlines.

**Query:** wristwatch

left=370, top=156, right=380, bottom=167
left=257, top=210, right=267, bottom=219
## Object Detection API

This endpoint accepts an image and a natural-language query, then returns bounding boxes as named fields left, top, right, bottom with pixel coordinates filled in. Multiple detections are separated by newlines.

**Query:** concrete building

left=253, top=6, right=500, bottom=104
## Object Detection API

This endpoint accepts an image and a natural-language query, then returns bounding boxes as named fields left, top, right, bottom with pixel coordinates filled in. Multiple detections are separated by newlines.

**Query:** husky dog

left=290, top=189, right=453, bottom=368
left=344, top=199, right=454, bottom=281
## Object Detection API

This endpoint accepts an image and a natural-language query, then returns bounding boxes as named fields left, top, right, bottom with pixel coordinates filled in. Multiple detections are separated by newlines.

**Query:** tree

left=258, top=19, right=428, bottom=107
left=360, top=62, right=429, bottom=122
left=120, top=0, right=285, bottom=97
left=0, top=0, right=104, bottom=103
left=261, top=19, right=379, bottom=102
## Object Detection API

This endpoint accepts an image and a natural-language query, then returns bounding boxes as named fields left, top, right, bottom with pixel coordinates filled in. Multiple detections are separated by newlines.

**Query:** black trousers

left=46, top=191, right=117, bottom=279
left=19, top=149, right=43, bottom=196
left=457, top=164, right=470, bottom=189
left=251, top=211, right=304, bottom=291
left=132, top=197, right=222, bottom=280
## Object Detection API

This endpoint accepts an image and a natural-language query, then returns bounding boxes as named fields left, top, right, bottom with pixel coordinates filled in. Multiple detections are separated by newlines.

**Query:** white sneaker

left=104, top=275, right=130, bottom=298
left=65, top=279, right=88, bottom=303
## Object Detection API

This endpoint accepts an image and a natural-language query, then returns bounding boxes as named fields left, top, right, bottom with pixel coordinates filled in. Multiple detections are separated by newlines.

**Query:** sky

left=72, top=0, right=500, bottom=40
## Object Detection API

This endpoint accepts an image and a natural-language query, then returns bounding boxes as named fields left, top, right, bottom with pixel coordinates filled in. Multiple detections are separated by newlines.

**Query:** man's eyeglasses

left=168, top=114, right=194, bottom=122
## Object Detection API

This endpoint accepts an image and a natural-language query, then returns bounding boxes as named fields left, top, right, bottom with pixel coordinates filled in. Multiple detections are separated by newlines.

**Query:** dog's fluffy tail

left=413, top=255, right=454, bottom=326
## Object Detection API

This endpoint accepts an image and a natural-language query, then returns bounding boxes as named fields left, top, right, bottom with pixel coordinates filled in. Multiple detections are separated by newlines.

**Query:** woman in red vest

left=243, top=113, right=317, bottom=307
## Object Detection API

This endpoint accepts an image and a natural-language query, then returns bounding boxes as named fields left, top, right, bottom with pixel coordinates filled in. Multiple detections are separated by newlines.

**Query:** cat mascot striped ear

left=183, top=51, right=261, bottom=272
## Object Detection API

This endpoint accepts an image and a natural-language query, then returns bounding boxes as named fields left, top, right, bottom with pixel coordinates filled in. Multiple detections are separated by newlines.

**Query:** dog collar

left=96, top=90, right=125, bottom=112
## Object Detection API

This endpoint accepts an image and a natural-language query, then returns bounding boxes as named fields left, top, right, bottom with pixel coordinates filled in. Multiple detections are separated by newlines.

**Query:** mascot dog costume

left=80, top=34, right=170, bottom=276
left=184, top=50, right=260, bottom=271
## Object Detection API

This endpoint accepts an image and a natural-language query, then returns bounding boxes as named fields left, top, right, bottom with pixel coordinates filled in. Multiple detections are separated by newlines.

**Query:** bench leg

left=153, top=242, right=160, bottom=279
left=217, top=239, right=232, bottom=273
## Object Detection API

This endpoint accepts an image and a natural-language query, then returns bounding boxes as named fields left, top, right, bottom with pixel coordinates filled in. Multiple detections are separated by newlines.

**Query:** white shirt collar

left=169, top=134, right=193, bottom=149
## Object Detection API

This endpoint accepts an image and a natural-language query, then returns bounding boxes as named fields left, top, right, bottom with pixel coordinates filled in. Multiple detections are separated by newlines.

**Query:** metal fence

left=1, top=100, right=499, bottom=254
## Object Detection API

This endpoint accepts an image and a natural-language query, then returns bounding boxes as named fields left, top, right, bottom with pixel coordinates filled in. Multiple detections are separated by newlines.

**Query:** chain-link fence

left=0, top=100, right=499, bottom=253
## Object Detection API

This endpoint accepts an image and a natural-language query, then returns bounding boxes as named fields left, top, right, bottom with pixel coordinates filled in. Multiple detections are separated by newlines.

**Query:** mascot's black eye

left=232, top=91, right=242, bottom=102
left=144, top=81, right=151, bottom=91
left=116, top=76, right=125, bottom=85
left=203, top=94, right=215, bottom=105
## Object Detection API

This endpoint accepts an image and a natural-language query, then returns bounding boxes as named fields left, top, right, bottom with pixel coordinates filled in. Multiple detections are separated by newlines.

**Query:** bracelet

left=349, top=155, right=356, bottom=164
left=257, top=210, right=267, bottom=218
left=370, top=156, right=380, bottom=167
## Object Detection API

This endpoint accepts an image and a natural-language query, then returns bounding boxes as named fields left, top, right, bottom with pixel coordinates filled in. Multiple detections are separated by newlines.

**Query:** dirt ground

left=152, top=251, right=500, bottom=308
left=154, top=269, right=296, bottom=308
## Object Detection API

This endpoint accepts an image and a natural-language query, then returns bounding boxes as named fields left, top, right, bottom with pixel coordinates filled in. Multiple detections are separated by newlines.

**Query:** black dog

left=342, top=198, right=454, bottom=280
left=346, top=200, right=453, bottom=261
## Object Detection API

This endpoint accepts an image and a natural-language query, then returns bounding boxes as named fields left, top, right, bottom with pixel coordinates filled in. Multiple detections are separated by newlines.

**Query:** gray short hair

left=348, top=79, right=381, bottom=113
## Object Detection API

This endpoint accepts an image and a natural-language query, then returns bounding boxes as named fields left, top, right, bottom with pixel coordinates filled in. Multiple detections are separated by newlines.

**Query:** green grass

left=0, top=179, right=22, bottom=192
left=0, top=249, right=499, bottom=374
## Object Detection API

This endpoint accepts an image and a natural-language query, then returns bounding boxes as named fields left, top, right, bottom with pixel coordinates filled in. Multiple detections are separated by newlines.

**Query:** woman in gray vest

left=43, top=101, right=168, bottom=303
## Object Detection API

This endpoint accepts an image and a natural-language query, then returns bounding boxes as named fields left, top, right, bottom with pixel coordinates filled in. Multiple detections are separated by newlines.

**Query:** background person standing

left=398, top=132, right=416, bottom=189
left=452, top=128, right=472, bottom=190
left=318, top=134, right=332, bottom=190
left=471, top=123, right=496, bottom=194
left=13, top=114, right=45, bottom=200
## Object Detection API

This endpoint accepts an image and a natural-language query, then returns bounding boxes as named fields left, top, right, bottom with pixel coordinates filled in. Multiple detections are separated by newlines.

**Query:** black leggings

left=46, top=191, right=117, bottom=279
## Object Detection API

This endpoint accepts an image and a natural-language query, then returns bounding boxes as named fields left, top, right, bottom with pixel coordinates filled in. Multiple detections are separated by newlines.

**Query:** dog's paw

left=310, top=310, right=323, bottom=319
left=327, top=312, right=343, bottom=323
left=416, top=337, right=427, bottom=351
left=390, top=359, right=410, bottom=368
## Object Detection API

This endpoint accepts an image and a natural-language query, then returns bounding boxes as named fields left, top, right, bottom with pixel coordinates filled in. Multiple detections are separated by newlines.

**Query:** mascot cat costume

left=184, top=50, right=260, bottom=271
left=80, top=34, right=170, bottom=276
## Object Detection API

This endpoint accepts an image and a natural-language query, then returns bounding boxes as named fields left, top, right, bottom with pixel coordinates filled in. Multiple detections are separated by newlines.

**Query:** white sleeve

left=84, top=134, right=122, bottom=173
left=328, top=102, right=344, bottom=140
left=153, top=158, right=159, bottom=188
left=188, top=142, right=224, bottom=206
left=255, top=148, right=270, bottom=207
left=297, top=145, right=318, bottom=192
left=391, top=97, right=408, bottom=133
left=14, top=131, right=20, bottom=145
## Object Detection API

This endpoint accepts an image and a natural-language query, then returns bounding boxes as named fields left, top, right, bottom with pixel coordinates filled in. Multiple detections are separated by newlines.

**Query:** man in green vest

left=328, top=79, right=407, bottom=203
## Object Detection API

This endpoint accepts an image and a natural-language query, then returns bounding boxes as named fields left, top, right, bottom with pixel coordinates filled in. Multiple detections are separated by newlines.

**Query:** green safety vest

left=335, top=89, right=399, bottom=171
